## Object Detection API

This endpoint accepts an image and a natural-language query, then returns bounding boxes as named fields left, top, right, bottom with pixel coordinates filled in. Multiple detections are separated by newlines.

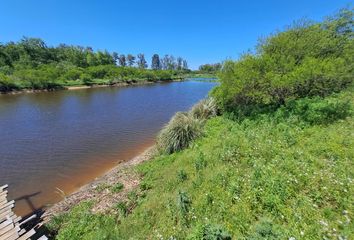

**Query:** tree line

left=0, top=38, right=191, bottom=92
left=198, top=63, right=222, bottom=73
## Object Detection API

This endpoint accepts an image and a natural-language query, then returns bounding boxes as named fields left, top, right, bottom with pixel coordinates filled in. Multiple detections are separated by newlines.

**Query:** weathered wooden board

left=0, top=185, right=47, bottom=240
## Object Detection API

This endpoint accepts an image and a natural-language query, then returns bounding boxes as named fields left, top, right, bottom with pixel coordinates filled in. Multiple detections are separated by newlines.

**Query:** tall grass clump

left=190, top=97, right=218, bottom=120
left=157, top=97, right=218, bottom=154
left=157, top=112, right=203, bottom=154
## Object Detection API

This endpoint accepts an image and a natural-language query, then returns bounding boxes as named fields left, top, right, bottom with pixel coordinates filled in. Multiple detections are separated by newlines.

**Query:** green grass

left=49, top=89, right=354, bottom=239
left=95, top=182, right=124, bottom=193
left=111, top=183, right=124, bottom=193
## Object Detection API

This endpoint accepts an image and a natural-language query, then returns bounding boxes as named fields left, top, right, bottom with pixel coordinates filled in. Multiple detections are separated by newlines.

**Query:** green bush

left=212, top=8, right=353, bottom=111
left=246, top=219, right=284, bottom=240
left=0, top=73, right=20, bottom=92
left=188, top=223, right=232, bottom=240
left=62, top=67, right=83, bottom=81
left=157, top=112, right=203, bottom=154
left=277, top=94, right=352, bottom=125
left=177, top=169, right=188, bottom=182
left=177, top=191, right=192, bottom=226
left=114, top=202, right=128, bottom=217
left=80, top=73, right=94, bottom=86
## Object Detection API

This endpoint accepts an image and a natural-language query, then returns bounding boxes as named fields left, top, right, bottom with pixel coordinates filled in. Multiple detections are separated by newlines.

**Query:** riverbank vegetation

left=47, top=8, right=353, bottom=239
left=0, top=39, right=191, bottom=93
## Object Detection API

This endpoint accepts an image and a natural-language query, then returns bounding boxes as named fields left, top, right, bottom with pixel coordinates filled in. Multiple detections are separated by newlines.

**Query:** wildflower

left=319, top=220, right=328, bottom=227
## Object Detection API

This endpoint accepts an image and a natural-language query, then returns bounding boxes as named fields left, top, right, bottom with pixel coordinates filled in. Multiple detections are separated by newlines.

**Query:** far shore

left=0, top=78, right=185, bottom=95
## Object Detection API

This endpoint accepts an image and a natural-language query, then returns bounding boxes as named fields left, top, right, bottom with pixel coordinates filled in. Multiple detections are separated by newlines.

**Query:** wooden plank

left=0, top=185, right=47, bottom=239
left=17, top=228, right=25, bottom=236
left=0, top=200, right=7, bottom=208
left=0, top=226, right=20, bottom=240
left=0, top=219, right=12, bottom=231
left=0, top=191, right=8, bottom=199
left=3, top=231, right=19, bottom=240
left=0, top=196, right=7, bottom=203
left=0, top=222, right=14, bottom=236
left=17, top=228, right=35, bottom=240
left=0, top=210, right=12, bottom=220
left=0, top=201, right=14, bottom=211
left=0, top=197, right=7, bottom=205
left=0, top=211, right=14, bottom=223
left=12, top=216, right=21, bottom=224
left=0, top=205, right=13, bottom=216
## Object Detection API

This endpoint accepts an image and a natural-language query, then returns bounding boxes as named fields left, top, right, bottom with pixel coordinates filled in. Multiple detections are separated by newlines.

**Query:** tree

left=162, top=55, right=176, bottom=70
left=182, top=60, right=188, bottom=70
left=151, top=54, right=161, bottom=70
left=199, top=63, right=221, bottom=73
left=18, top=37, right=54, bottom=66
left=137, top=53, right=147, bottom=69
left=177, top=57, right=183, bottom=70
left=127, top=54, right=135, bottom=67
left=112, top=52, right=119, bottom=65
left=86, top=52, right=98, bottom=66
left=118, top=54, right=126, bottom=67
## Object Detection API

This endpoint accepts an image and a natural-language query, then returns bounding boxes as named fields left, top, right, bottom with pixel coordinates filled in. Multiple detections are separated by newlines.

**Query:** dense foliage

left=212, top=8, right=353, bottom=111
left=0, top=38, right=190, bottom=92
left=198, top=63, right=222, bottom=74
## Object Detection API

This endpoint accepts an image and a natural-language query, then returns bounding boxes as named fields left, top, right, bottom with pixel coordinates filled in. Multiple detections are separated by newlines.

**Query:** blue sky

left=0, top=0, right=351, bottom=69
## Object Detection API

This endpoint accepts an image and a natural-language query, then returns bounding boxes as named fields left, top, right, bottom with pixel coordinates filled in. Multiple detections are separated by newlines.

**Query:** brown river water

left=0, top=79, right=216, bottom=216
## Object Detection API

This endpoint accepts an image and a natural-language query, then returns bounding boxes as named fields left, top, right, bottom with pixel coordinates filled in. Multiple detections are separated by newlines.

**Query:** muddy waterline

left=0, top=80, right=216, bottom=216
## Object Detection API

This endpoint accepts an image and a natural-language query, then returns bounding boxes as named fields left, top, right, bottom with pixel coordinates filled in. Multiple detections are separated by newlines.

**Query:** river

left=0, top=79, right=216, bottom=215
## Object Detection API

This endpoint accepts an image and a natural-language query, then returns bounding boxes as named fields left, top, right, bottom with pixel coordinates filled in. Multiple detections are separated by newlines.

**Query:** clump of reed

left=157, top=98, right=218, bottom=154
left=190, top=97, right=218, bottom=120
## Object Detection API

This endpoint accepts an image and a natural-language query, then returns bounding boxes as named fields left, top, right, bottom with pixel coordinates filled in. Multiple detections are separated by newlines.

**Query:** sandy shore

left=41, top=145, right=157, bottom=223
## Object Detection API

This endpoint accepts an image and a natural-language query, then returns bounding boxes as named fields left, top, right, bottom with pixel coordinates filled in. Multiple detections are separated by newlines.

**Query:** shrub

left=190, top=98, right=218, bottom=120
left=0, top=73, right=19, bottom=92
left=188, top=223, right=232, bottom=240
left=80, top=73, right=94, bottom=86
left=212, top=8, right=353, bottom=111
left=157, top=112, right=203, bottom=154
left=194, top=152, right=207, bottom=172
left=115, top=202, right=128, bottom=217
left=177, top=169, right=188, bottom=182
left=276, top=94, right=352, bottom=125
left=177, top=191, right=192, bottom=226
left=62, top=68, right=83, bottom=81
left=246, top=218, right=284, bottom=240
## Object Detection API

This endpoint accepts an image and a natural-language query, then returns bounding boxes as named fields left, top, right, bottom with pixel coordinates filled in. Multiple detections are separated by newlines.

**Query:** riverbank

left=42, top=145, right=157, bottom=224
left=46, top=88, right=354, bottom=239
left=1, top=78, right=185, bottom=95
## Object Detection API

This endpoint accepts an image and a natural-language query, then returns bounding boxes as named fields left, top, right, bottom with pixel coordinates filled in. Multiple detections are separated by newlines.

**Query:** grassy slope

left=51, top=90, right=353, bottom=239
